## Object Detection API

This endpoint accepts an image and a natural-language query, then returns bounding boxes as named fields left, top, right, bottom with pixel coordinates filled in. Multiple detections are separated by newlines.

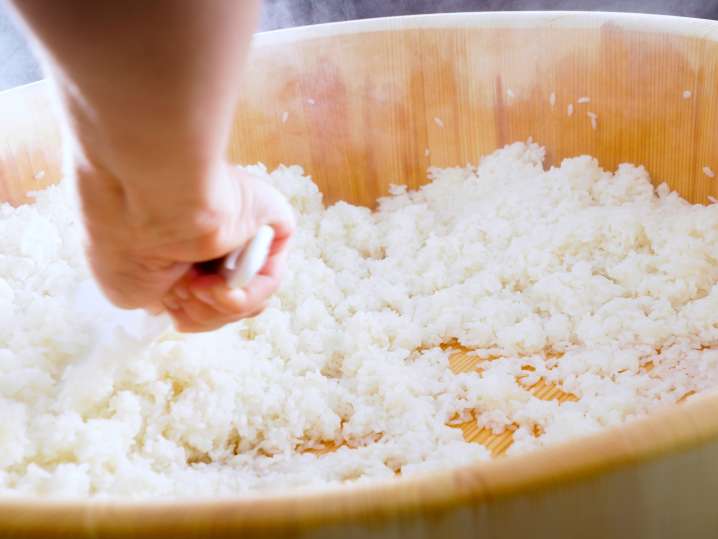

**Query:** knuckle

left=173, top=317, right=198, bottom=333
left=131, top=207, right=232, bottom=261
left=106, top=292, right=142, bottom=310
left=190, top=219, right=229, bottom=259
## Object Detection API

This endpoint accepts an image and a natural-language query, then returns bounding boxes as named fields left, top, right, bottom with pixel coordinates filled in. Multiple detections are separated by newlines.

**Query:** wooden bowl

left=2, top=11, right=718, bottom=539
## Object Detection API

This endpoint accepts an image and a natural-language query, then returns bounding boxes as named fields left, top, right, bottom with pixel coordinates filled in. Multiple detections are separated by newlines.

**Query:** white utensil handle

left=221, top=225, right=275, bottom=289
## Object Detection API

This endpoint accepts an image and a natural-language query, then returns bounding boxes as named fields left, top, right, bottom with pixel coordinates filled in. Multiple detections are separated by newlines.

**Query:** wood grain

left=299, top=346, right=577, bottom=459
left=448, top=346, right=577, bottom=456
left=3, top=10, right=718, bottom=539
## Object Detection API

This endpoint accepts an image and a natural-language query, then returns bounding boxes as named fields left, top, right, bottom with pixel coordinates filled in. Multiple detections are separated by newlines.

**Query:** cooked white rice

left=1, top=141, right=718, bottom=499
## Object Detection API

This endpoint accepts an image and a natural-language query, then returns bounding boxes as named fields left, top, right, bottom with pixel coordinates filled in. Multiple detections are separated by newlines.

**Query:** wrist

left=57, top=77, right=228, bottom=213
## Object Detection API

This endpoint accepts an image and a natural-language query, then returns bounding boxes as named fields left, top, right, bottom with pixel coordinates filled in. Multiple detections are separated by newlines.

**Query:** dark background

left=2, top=0, right=718, bottom=91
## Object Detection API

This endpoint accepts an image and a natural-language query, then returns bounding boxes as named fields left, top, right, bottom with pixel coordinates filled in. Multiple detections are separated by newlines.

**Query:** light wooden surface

left=3, top=10, right=718, bottom=539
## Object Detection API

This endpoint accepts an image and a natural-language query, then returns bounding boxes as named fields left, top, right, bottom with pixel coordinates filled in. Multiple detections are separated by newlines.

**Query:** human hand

left=75, top=160, right=295, bottom=332
left=8, top=0, right=269, bottom=333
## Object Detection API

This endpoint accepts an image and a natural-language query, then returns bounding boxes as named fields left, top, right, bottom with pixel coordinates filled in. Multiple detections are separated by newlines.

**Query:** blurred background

left=1, top=0, right=718, bottom=91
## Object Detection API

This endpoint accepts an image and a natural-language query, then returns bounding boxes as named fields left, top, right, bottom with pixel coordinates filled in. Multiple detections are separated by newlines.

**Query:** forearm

left=7, top=0, right=261, bottom=217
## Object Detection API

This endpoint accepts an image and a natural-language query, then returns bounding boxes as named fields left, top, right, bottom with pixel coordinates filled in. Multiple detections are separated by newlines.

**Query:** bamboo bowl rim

left=3, top=9, right=718, bottom=531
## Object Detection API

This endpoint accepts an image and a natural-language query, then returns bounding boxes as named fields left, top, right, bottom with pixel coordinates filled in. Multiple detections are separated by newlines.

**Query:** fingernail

left=193, top=289, right=214, bottom=305
left=226, top=288, right=247, bottom=305
left=163, top=296, right=180, bottom=310
left=175, top=285, right=189, bottom=300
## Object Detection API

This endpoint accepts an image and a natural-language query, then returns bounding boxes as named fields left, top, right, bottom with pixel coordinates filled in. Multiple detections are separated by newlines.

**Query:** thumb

left=243, top=174, right=296, bottom=249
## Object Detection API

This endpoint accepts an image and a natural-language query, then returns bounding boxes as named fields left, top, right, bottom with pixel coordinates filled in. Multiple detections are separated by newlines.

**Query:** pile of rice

left=1, top=141, right=718, bottom=498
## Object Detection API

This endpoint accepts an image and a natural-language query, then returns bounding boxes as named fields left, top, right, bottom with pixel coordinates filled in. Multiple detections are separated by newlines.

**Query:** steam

left=259, top=0, right=718, bottom=31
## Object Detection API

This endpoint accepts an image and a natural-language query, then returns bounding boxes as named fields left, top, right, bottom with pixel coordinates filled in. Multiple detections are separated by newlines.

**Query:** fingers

left=159, top=194, right=291, bottom=333
left=162, top=267, right=280, bottom=332
left=251, top=178, right=296, bottom=249
left=165, top=306, right=230, bottom=333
